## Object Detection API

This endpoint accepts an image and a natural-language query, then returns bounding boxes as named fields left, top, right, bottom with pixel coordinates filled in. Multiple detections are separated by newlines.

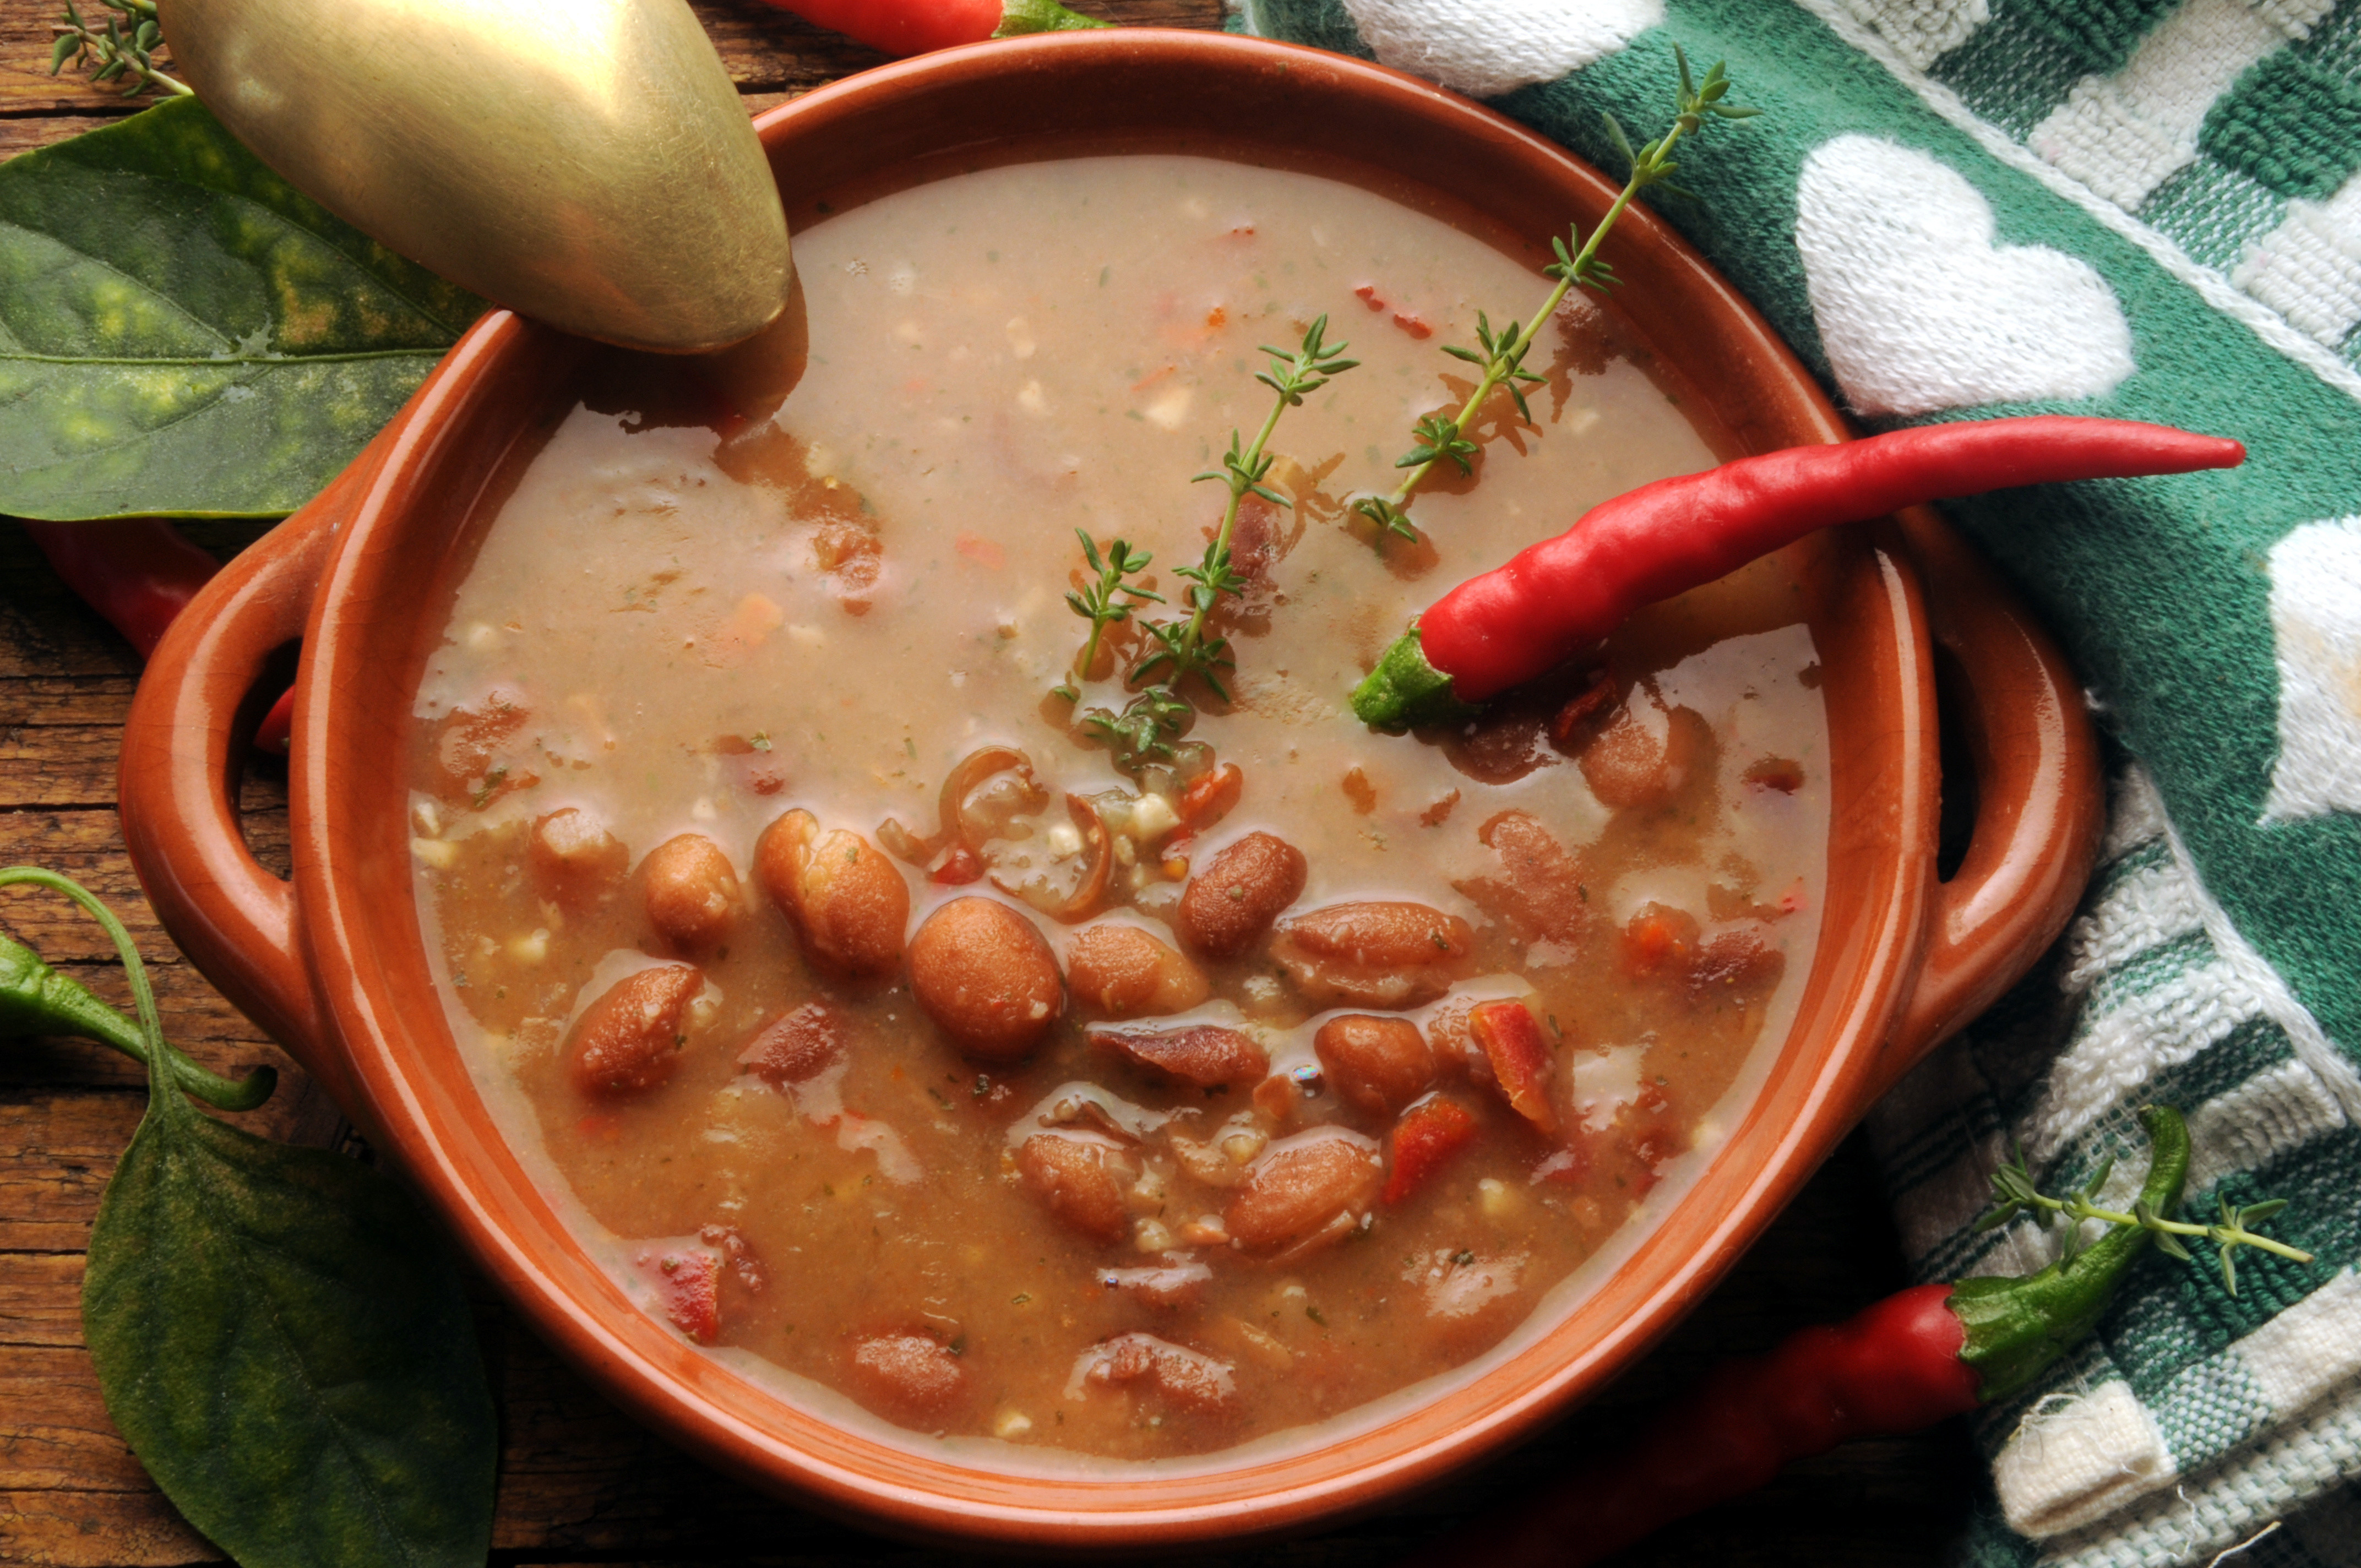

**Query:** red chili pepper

left=1458, top=1106, right=2196, bottom=1567
left=1352, top=418, right=2244, bottom=729
left=758, top=0, right=1106, bottom=57
left=25, top=520, right=298, bottom=757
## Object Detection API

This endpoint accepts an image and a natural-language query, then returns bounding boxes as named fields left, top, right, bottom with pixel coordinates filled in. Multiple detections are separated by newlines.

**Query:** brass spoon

left=158, top=0, right=791, bottom=353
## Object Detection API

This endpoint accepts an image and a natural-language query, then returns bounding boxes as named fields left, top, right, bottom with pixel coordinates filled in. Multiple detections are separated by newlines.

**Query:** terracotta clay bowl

left=118, top=29, right=2100, bottom=1550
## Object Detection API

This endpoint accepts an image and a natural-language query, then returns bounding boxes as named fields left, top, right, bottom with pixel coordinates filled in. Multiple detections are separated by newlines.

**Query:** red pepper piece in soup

left=1468, top=999, right=1557, bottom=1134
left=1383, top=1095, right=1479, bottom=1205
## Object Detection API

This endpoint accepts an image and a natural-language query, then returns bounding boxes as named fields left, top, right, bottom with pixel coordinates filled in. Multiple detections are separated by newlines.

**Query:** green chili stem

left=0, top=867, right=266, bottom=1114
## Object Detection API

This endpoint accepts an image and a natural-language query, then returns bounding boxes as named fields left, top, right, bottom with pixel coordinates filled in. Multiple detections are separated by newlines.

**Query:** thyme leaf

left=1354, top=46, right=1756, bottom=551
left=1973, top=1131, right=2314, bottom=1297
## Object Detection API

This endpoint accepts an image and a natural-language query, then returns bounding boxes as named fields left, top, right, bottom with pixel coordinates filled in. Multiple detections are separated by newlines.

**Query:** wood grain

left=0, top=0, right=1983, bottom=1560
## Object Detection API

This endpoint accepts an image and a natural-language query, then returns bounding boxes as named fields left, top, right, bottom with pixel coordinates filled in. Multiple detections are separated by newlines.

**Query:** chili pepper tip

left=1351, top=627, right=1479, bottom=731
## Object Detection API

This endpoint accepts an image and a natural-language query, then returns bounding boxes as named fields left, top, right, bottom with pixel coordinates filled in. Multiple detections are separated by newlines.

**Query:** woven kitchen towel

left=1227, top=2, right=2361, bottom=1564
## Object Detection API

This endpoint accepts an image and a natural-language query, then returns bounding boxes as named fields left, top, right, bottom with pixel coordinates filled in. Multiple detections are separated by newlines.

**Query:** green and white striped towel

left=1224, top=3, right=2361, bottom=1564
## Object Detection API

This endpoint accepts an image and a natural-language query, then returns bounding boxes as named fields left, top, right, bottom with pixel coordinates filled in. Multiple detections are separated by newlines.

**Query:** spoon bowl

left=158, top=0, right=791, bottom=352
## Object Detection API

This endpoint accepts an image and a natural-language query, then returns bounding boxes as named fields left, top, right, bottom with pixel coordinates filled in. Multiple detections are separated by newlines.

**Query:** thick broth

left=410, top=155, right=1829, bottom=1460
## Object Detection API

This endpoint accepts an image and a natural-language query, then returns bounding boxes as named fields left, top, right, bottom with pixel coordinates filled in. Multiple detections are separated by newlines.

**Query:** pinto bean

left=1065, top=924, right=1209, bottom=1019
left=847, top=1332, right=967, bottom=1422
left=1578, top=696, right=1713, bottom=809
left=1095, top=1260, right=1214, bottom=1310
left=530, top=807, right=628, bottom=917
left=1457, top=809, right=1594, bottom=948
left=1070, top=1333, right=1239, bottom=1418
left=907, top=897, right=1062, bottom=1059
left=1271, top=901, right=1474, bottom=1009
left=1687, top=929, right=1786, bottom=1007
left=1017, top=1133, right=1138, bottom=1243
left=1314, top=1014, right=1437, bottom=1116
left=641, top=833, right=739, bottom=953
left=1223, top=1128, right=1382, bottom=1254
left=1175, top=831, right=1306, bottom=959
left=755, top=809, right=910, bottom=976
left=1089, top=1023, right=1267, bottom=1088
left=736, top=1001, right=844, bottom=1086
left=566, top=963, right=701, bottom=1097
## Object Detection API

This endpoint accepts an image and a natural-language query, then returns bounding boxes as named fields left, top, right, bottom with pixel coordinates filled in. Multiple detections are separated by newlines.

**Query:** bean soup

left=409, top=153, right=1829, bottom=1460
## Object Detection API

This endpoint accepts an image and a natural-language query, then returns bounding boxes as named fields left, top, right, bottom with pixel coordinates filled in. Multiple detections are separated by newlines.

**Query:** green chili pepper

left=1950, top=1103, right=2190, bottom=1401
left=1, top=867, right=274, bottom=1110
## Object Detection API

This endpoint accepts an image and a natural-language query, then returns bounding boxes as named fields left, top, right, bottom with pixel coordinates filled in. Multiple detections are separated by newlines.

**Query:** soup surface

left=410, top=154, right=1829, bottom=1460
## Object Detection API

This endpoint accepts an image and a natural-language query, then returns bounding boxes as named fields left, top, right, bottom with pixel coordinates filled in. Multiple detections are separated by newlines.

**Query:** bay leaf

left=81, top=1107, right=497, bottom=1568
left=0, top=96, right=485, bottom=521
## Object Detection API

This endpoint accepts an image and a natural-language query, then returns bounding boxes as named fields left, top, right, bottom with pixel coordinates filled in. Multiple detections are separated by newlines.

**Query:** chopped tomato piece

left=1619, top=903, right=1700, bottom=977
left=927, top=845, right=984, bottom=884
left=954, top=532, right=1005, bottom=570
left=1548, top=672, right=1617, bottom=746
left=1383, top=1095, right=1478, bottom=1205
left=1177, top=763, right=1243, bottom=830
left=1353, top=283, right=1386, bottom=312
left=1743, top=755, right=1807, bottom=792
left=635, top=1244, right=722, bottom=1342
left=1468, top=999, right=1557, bottom=1133
left=1391, top=312, right=1432, bottom=339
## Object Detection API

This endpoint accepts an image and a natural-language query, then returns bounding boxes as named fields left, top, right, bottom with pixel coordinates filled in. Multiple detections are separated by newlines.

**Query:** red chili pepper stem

left=760, top=0, right=1105, bottom=59
left=1455, top=1106, right=2192, bottom=1568
left=1352, top=418, right=2245, bottom=731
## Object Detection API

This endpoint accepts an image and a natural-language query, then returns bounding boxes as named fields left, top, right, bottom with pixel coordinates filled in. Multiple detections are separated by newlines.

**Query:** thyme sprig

left=1975, top=1138, right=2313, bottom=1296
left=1079, top=684, right=1193, bottom=773
left=1133, top=315, right=1357, bottom=701
left=1053, top=530, right=1161, bottom=703
left=1353, top=47, right=1754, bottom=545
left=50, top=0, right=189, bottom=97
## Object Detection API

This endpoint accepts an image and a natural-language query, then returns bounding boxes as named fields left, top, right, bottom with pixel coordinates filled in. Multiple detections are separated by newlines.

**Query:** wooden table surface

left=0, top=2, right=1982, bottom=1561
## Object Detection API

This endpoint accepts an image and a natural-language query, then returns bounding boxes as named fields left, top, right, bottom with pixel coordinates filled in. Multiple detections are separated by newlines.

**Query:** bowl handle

left=117, top=432, right=388, bottom=1107
left=1854, top=507, right=2107, bottom=1112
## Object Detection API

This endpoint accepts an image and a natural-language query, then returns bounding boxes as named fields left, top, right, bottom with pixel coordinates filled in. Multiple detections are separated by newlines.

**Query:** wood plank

left=0, top=1254, right=82, bottom=1351
left=0, top=1347, right=147, bottom=1494
left=0, top=1488, right=216, bottom=1568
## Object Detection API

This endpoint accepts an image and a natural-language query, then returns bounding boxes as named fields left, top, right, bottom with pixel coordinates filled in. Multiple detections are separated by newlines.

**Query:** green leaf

left=0, top=96, right=486, bottom=520
left=83, top=1108, right=495, bottom=1568
left=2239, top=1199, right=2289, bottom=1227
